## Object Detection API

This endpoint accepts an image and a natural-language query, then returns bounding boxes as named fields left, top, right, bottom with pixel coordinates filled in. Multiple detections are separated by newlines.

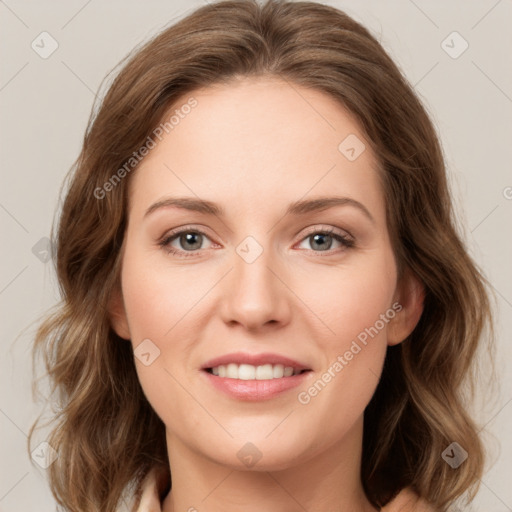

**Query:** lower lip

left=202, top=370, right=311, bottom=401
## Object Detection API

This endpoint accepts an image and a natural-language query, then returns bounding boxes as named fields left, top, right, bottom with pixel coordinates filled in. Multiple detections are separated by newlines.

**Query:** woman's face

left=111, top=76, right=420, bottom=471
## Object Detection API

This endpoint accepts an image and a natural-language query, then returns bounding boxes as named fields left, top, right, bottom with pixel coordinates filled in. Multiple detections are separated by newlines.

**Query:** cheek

left=291, top=249, right=396, bottom=420
left=293, top=248, right=397, bottom=349
left=120, top=247, right=211, bottom=343
left=119, top=245, right=217, bottom=421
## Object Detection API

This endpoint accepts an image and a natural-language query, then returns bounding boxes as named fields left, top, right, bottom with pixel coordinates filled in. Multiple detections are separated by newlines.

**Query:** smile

left=201, top=352, right=313, bottom=401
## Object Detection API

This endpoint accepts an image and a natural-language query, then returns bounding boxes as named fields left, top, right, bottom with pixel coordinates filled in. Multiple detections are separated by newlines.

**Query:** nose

left=219, top=241, right=291, bottom=332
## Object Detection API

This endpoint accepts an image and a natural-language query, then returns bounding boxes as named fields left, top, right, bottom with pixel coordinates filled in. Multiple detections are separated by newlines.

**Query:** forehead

left=128, top=76, right=384, bottom=222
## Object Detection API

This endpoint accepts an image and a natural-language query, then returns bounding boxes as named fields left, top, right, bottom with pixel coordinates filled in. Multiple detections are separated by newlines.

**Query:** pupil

left=181, top=232, right=201, bottom=250
left=312, top=233, right=331, bottom=251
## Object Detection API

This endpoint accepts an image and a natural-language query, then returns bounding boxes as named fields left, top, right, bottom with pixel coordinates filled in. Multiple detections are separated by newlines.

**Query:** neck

left=162, top=416, right=377, bottom=512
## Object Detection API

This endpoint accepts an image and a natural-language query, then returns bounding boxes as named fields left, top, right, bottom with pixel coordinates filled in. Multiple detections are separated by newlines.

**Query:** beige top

left=126, top=466, right=436, bottom=512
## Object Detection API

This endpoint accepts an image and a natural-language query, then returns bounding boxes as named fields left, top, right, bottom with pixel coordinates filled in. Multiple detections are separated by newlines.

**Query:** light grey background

left=1, top=1, right=511, bottom=510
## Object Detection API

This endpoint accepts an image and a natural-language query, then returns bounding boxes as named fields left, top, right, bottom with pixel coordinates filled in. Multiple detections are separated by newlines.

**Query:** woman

left=28, top=1, right=493, bottom=511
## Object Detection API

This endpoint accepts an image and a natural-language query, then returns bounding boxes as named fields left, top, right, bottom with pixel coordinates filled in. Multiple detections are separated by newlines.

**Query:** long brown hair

left=28, top=1, right=494, bottom=510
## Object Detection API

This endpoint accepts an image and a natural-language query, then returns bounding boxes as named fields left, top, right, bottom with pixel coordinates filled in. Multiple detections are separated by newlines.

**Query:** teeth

left=256, top=364, right=273, bottom=380
left=238, top=364, right=255, bottom=380
left=210, top=363, right=303, bottom=380
left=227, top=363, right=240, bottom=378
left=272, top=364, right=284, bottom=378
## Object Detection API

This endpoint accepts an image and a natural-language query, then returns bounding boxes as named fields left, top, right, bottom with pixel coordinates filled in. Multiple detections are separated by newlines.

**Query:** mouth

left=201, top=352, right=313, bottom=401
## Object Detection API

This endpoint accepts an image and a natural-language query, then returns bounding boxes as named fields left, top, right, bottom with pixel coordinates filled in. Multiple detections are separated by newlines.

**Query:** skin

left=110, top=75, right=424, bottom=512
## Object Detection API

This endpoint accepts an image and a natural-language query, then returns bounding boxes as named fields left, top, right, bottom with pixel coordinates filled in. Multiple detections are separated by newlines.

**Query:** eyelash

left=158, top=225, right=355, bottom=259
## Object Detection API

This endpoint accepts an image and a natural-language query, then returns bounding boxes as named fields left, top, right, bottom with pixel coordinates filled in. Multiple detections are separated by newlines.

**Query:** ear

left=387, top=268, right=425, bottom=346
left=108, top=284, right=131, bottom=340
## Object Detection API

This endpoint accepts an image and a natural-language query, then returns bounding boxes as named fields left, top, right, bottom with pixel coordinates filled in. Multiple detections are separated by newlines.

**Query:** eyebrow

left=144, top=196, right=375, bottom=223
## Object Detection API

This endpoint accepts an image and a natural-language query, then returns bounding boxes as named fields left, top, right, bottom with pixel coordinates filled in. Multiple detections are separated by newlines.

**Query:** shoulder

left=381, top=487, right=437, bottom=512
left=119, top=465, right=169, bottom=512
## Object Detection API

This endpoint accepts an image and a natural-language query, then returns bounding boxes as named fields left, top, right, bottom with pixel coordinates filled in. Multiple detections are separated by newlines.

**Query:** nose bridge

left=221, top=234, right=289, bottom=330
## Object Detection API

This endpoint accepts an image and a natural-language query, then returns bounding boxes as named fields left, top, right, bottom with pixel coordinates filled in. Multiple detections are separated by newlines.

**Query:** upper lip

left=201, top=352, right=311, bottom=371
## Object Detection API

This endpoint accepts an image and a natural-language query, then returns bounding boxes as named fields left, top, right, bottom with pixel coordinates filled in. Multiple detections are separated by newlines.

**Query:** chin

left=199, top=434, right=315, bottom=472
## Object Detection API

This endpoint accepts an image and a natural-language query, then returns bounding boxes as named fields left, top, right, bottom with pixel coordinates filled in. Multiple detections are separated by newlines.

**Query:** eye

left=159, top=225, right=355, bottom=258
left=296, top=227, right=354, bottom=254
left=159, top=227, right=214, bottom=258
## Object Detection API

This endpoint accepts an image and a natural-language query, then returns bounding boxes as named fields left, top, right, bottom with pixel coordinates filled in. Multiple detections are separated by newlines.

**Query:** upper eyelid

left=299, top=225, right=352, bottom=239
left=160, top=225, right=215, bottom=243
